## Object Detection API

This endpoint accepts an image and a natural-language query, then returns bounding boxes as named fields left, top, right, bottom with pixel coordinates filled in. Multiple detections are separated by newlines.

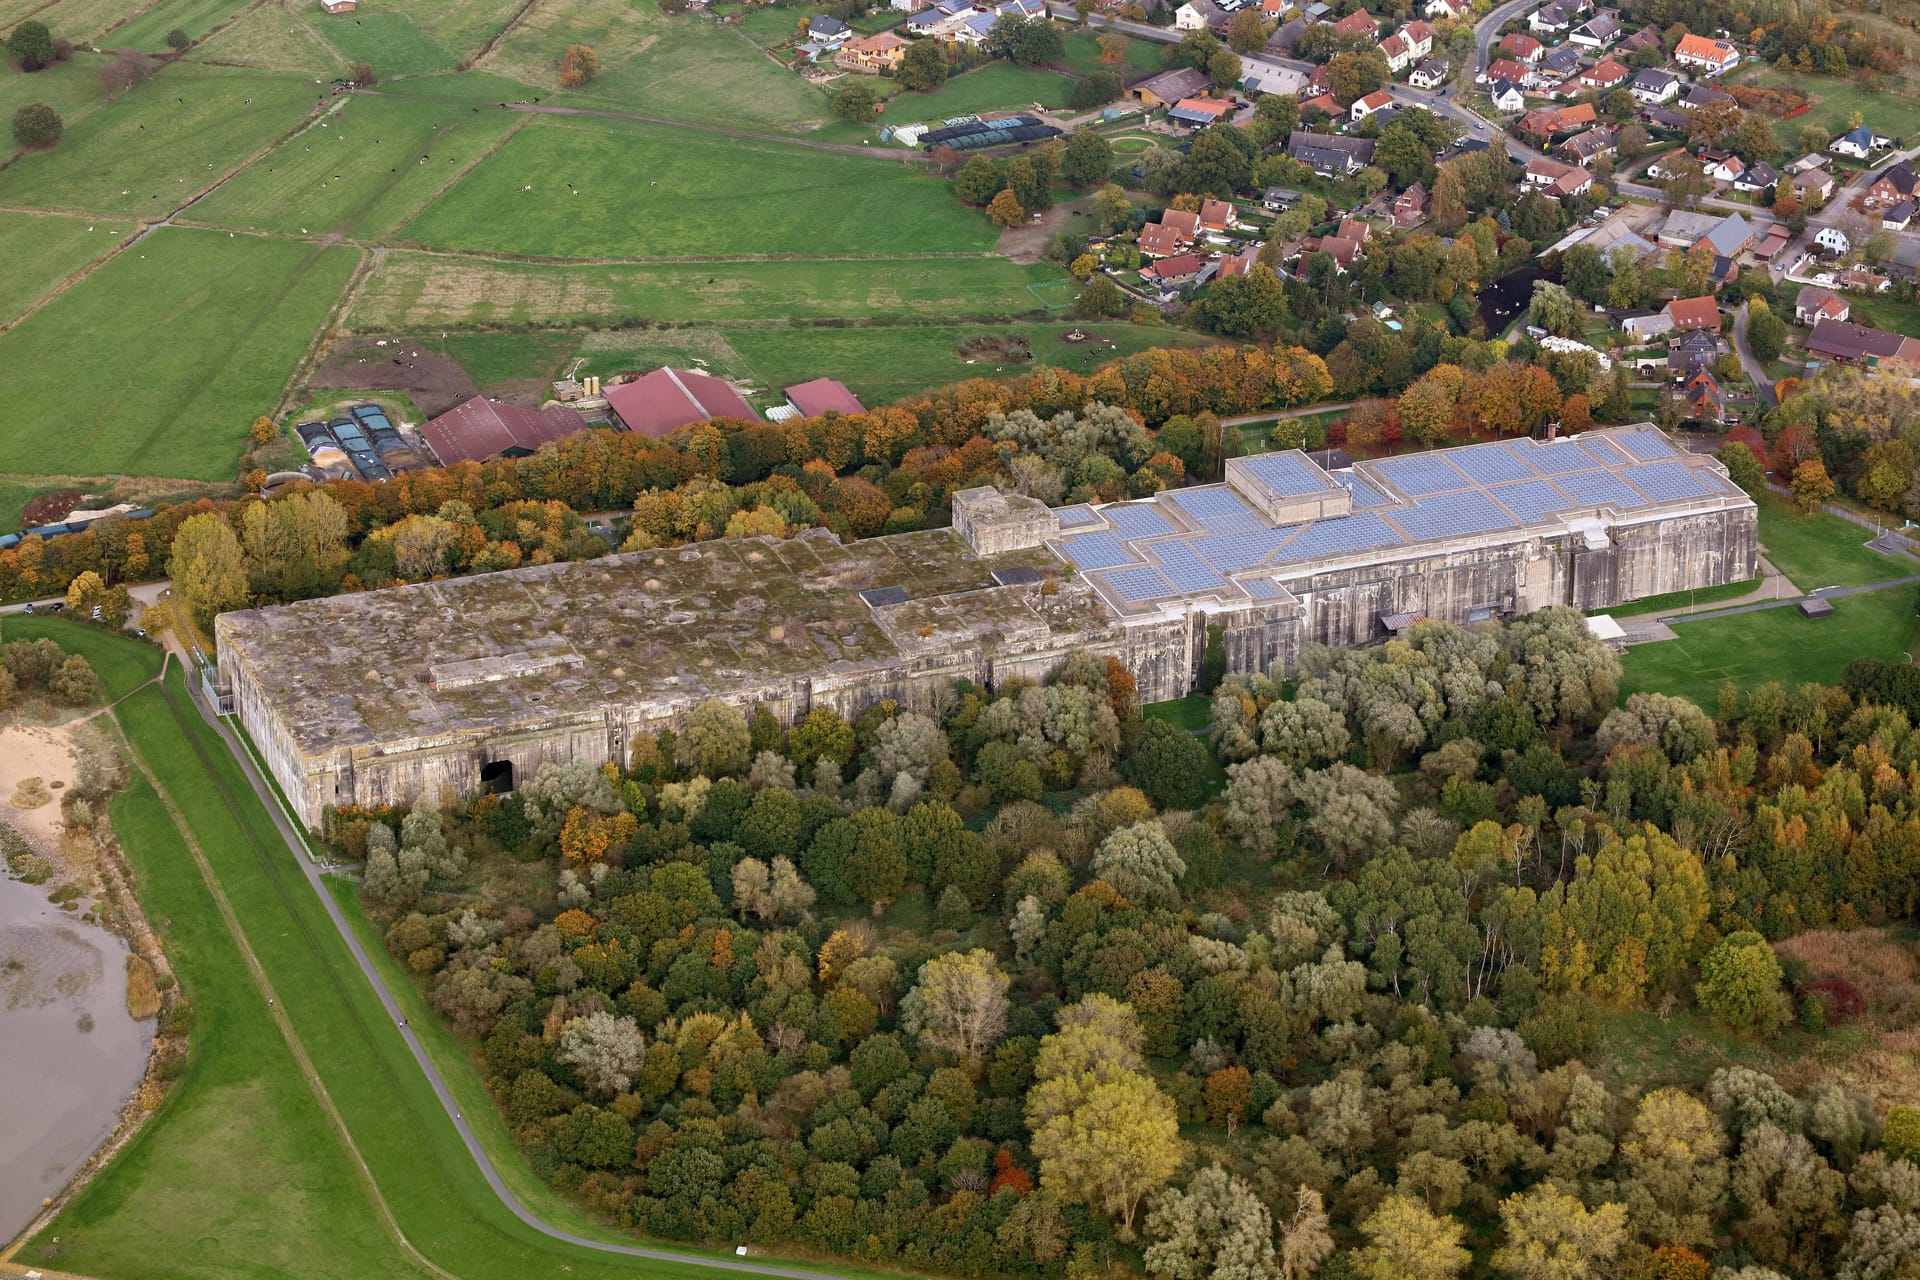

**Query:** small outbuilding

left=784, top=378, right=867, bottom=418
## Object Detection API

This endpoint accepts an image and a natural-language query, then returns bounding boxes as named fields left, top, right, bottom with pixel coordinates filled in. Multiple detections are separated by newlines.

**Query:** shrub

left=12, top=102, right=63, bottom=148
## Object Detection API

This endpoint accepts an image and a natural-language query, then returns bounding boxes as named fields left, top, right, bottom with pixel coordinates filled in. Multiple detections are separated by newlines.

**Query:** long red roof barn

left=419, top=396, right=588, bottom=465
left=785, top=378, right=867, bottom=418
left=604, top=367, right=756, bottom=438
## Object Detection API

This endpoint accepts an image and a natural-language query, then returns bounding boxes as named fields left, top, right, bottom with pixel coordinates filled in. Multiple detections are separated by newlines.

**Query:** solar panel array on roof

left=1449, top=443, right=1538, bottom=486
left=1153, top=541, right=1226, bottom=592
left=1056, top=504, right=1100, bottom=527
left=1167, top=486, right=1266, bottom=533
left=1525, top=440, right=1603, bottom=474
left=1273, top=512, right=1406, bottom=563
left=1553, top=469, right=1646, bottom=509
left=1108, top=566, right=1173, bottom=602
left=1190, top=528, right=1296, bottom=572
left=1491, top=479, right=1572, bottom=524
left=1241, top=577, right=1284, bottom=600
left=1106, top=504, right=1175, bottom=538
left=1616, top=431, right=1677, bottom=461
left=1578, top=435, right=1633, bottom=466
left=1242, top=452, right=1338, bottom=497
left=1336, top=473, right=1396, bottom=508
left=1390, top=490, right=1516, bottom=540
left=1622, top=462, right=1710, bottom=502
left=1376, top=453, right=1466, bottom=495
left=1059, top=531, right=1137, bottom=570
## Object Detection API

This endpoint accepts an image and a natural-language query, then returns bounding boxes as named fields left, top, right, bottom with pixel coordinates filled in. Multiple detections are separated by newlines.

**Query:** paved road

left=1473, top=0, right=1538, bottom=75
left=187, top=686, right=862, bottom=1280
left=1730, top=299, right=1779, bottom=408
left=1671, top=571, right=1920, bottom=624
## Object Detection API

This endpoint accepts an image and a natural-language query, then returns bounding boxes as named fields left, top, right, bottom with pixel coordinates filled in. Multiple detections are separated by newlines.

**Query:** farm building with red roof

left=604, top=367, right=757, bottom=438
left=420, top=397, right=589, bottom=465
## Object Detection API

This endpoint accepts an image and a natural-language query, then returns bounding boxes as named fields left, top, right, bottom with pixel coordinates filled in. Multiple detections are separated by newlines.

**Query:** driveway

left=1730, top=301, right=1778, bottom=408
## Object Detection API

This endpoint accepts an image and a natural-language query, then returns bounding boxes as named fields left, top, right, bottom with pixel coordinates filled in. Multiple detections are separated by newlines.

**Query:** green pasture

left=396, top=115, right=993, bottom=258
left=1618, top=587, right=1920, bottom=708
left=724, top=320, right=1214, bottom=407
left=1144, top=693, right=1211, bottom=732
left=111, top=0, right=253, bottom=51
left=1755, top=489, right=1909, bottom=590
left=1595, top=577, right=1763, bottom=619
left=15, top=0, right=153, bottom=42
left=1747, top=70, right=1920, bottom=153
left=191, top=94, right=521, bottom=238
left=0, top=66, right=320, bottom=217
left=1849, top=296, right=1920, bottom=337
left=0, top=211, right=133, bottom=325
left=477, top=0, right=830, bottom=129
left=349, top=250, right=1058, bottom=328
left=311, top=0, right=527, bottom=79
left=0, top=56, right=115, bottom=159
left=188, top=4, right=351, bottom=72
left=888, top=62, right=1081, bottom=118
left=1057, top=29, right=1161, bottom=76
left=0, top=614, right=164, bottom=699
left=428, top=330, right=576, bottom=387
left=0, top=228, right=358, bottom=481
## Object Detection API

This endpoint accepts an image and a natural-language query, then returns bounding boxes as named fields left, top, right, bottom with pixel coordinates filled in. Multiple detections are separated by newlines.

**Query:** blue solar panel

left=1616, top=431, right=1677, bottom=461
left=1554, top=469, right=1648, bottom=509
left=1622, top=462, right=1710, bottom=502
left=1189, top=528, right=1296, bottom=572
left=1375, top=453, right=1467, bottom=496
left=1166, top=486, right=1267, bottom=533
left=1490, top=479, right=1571, bottom=524
left=1335, top=473, right=1395, bottom=508
left=1242, top=452, right=1336, bottom=498
left=1055, top=504, right=1100, bottom=527
left=1577, top=436, right=1633, bottom=467
left=1151, top=542, right=1226, bottom=593
left=1105, top=504, right=1174, bottom=538
left=1058, top=531, right=1137, bottom=570
left=1523, top=440, right=1604, bottom=475
left=1449, top=444, right=1538, bottom=485
left=1241, top=577, right=1283, bottom=600
left=1271, top=513, right=1406, bottom=564
left=1107, top=566, right=1173, bottom=602
left=1390, top=490, right=1517, bottom=540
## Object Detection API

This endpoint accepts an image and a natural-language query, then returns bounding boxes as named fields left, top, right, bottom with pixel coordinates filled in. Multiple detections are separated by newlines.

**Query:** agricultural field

left=394, top=114, right=994, bottom=259
left=188, top=94, right=524, bottom=239
left=0, top=56, right=117, bottom=158
left=187, top=3, right=351, bottom=73
left=0, top=211, right=133, bottom=326
left=0, top=228, right=359, bottom=481
left=347, top=251, right=1066, bottom=328
left=1057, top=29, right=1163, bottom=77
left=884, top=62, right=1081, bottom=118
left=7, top=0, right=152, bottom=42
left=110, top=0, right=253, bottom=51
left=0, top=65, right=320, bottom=217
left=310, top=0, right=529, bottom=79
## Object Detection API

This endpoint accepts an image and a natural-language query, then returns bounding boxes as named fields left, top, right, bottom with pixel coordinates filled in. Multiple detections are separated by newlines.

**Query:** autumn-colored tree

left=1204, top=1066, right=1253, bottom=1134
left=987, top=188, right=1025, bottom=228
left=558, top=44, right=598, bottom=87
left=1355, top=1195, right=1470, bottom=1280
left=1097, top=32, right=1128, bottom=63
left=990, top=1149, right=1034, bottom=1195
left=1560, top=392, right=1593, bottom=433
left=169, top=512, right=249, bottom=628
left=1790, top=458, right=1835, bottom=513
left=249, top=415, right=277, bottom=445
left=1646, top=1245, right=1712, bottom=1280
left=558, top=805, right=638, bottom=866
left=817, top=927, right=871, bottom=986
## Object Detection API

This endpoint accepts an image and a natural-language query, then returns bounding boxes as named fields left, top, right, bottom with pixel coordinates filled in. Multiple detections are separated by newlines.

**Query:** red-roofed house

left=1674, top=33, right=1739, bottom=75
left=605, top=367, right=757, bottom=438
left=1499, top=32, right=1543, bottom=62
left=1333, top=9, right=1377, bottom=37
left=1300, top=93, right=1342, bottom=119
left=785, top=379, right=867, bottom=418
left=1400, top=20, right=1433, bottom=54
left=1392, top=181, right=1428, bottom=227
left=1351, top=89, right=1394, bottom=121
left=1665, top=296, right=1722, bottom=332
left=1378, top=33, right=1412, bottom=71
left=1575, top=59, right=1628, bottom=90
left=1142, top=253, right=1206, bottom=286
left=420, top=397, right=588, bottom=465
left=1482, top=57, right=1531, bottom=85
left=836, top=32, right=906, bottom=74
left=1524, top=157, right=1592, bottom=197
left=1199, top=197, right=1238, bottom=232
left=1337, top=217, right=1371, bottom=243
left=1139, top=222, right=1185, bottom=257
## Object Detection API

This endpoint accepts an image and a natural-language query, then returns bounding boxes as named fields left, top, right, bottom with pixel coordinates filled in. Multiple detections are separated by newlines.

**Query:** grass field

left=1747, top=69, right=1920, bottom=152
left=0, top=56, right=116, bottom=160
left=395, top=115, right=994, bottom=259
left=348, top=251, right=1062, bottom=327
left=189, top=94, right=523, bottom=239
left=0, top=211, right=134, bottom=325
left=0, top=228, right=359, bottom=481
left=1755, top=490, right=1909, bottom=589
left=428, top=330, right=576, bottom=386
left=1144, top=693, right=1211, bottom=732
left=0, top=615, right=163, bottom=698
left=1057, top=29, right=1162, bottom=76
left=0, top=481, right=52, bottom=532
left=311, top=0, right=528, bottom=78
left=188, top=4, right=352, bottom=73
left=111, top=0, right=254, bottom=51
left=1596, top=577, right=1763, bottom=618
left=475, top=0, right=831, bottom=129
left=0, top=65, right=319, bottom=217
left=1849, top=296, right=1920, bottom=337
left=886, top=62, right=1080, bottom=118
left=1618, top=586, right=1920, bottom=707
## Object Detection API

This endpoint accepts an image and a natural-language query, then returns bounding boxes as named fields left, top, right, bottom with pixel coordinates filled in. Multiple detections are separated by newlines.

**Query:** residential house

left=1489, top=81, right=1526, bottom=113
left=1668, top=329, right=1722, bottom=375
left=1806, top=318, right=1920, bottom=369
left=1259, top=0, right=1285, bottom=12
left=1307, top=234, right=1364, bottom=270
left=1815, top=226, right=1850, bottom=255
left=604, top=367, right=756, bottom=438
left=1525, top=157, right=1594, bottom=197
left=1794, top=286, right=1850, bottom=326
left=1351, top=89, right=1395, bottom=121
left=1267, top=17, right=1307, bottom=54
left=1614, top=308, right=1674, bottom=339
left=1561, top=126, right=1616, bottom=165
left=1520, top=101, right=1597, bottom=136
left=1630, top=68, right=1679, bottom=103
left=1569, top=14, right=1621, bottom=47
left=1830, top=125, right=1890, bottom=159
left=1240, top=57, right=1306, bottom=96
left=1793, top=168, right=1835, bottom=205
left=1539, top=45, right=1582, bottom=78
left=1303, top=64, right=1333, bottom=97
left=1864, top=161, right=1919, bottom=213
left=1642, top=107, right=1688, bottom=132
left=1128, top=66, right=1211, bottom=107
left=1530, top=2, right=1578, bottom=34
left=1299, top=93, right=1342, bottom=119
left=1500, top=32, right=1545, bottom=62
left=808, top=14, right=850, bottom=41
left=1332, top=9, right=1377, bottom=37
left=1338, top=217, right=1371, bottom=243
left=1646, top=151, right=1693, bottom=181
left=1199, top=197, right=1238, bottom=232
left=908, top=0, right=971, bottom=32
left=1400, top=21, right=1434, bottom=56
left=1175, top=0, right=1223, bottom=30
left=1139, top=210, right=1198, bottom=257
left=1410, top=57, right=1450, bottom=88
left=1574, top=58, right=1628, bottom=91
left=1214, top=243, right=1264, bottom=279
left=1700, top=150, right=1744, bottom=183
left=1425, top=0, right=1472, bottom=18
left=1884, top=201, right=1915, bottom=232
left=1618, top=26, right=1660, bottom=56
left=946, top=13, right=1001, bottom=46
left=1841, top=267, right=1892, bottom=292
left=1665, top=295, right=1721, bottom=332
left=1168, top=97, right=1236, bottom=127
left=1378, top=33, right=1413, bottom=72
left=1286, top=131, right=1377, bottom=174
left=1680, top=85, right=1735, bottom=111
left=1699, top=211, right=1754, bottom=259
left=1482, top=57, right=1533, bottom=86
left=1673, top=33, right=1740, bottom=74
left=1732, top=160, right=1778, bottom=194
left=1683, top=369, right=1726, bottom=422
left=1393, top=181, right=1429, bottom=227
left=835, top=32, right=907, bottom=73
left=1142, top=253, right=1207, bottom=287
left=1262, top=186, right=1303, bottom=210
left=319, top=0, right=355, bottom=13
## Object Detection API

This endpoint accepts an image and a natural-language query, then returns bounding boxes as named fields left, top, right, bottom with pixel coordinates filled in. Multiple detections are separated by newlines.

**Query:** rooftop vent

left=991, top=566, right=1042, bottom=586
left=860, top=586, right=910, bottom=607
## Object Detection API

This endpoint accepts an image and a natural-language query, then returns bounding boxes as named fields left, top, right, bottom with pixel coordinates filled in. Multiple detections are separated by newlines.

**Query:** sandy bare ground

left=0, top=726, right=77, bottom=852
